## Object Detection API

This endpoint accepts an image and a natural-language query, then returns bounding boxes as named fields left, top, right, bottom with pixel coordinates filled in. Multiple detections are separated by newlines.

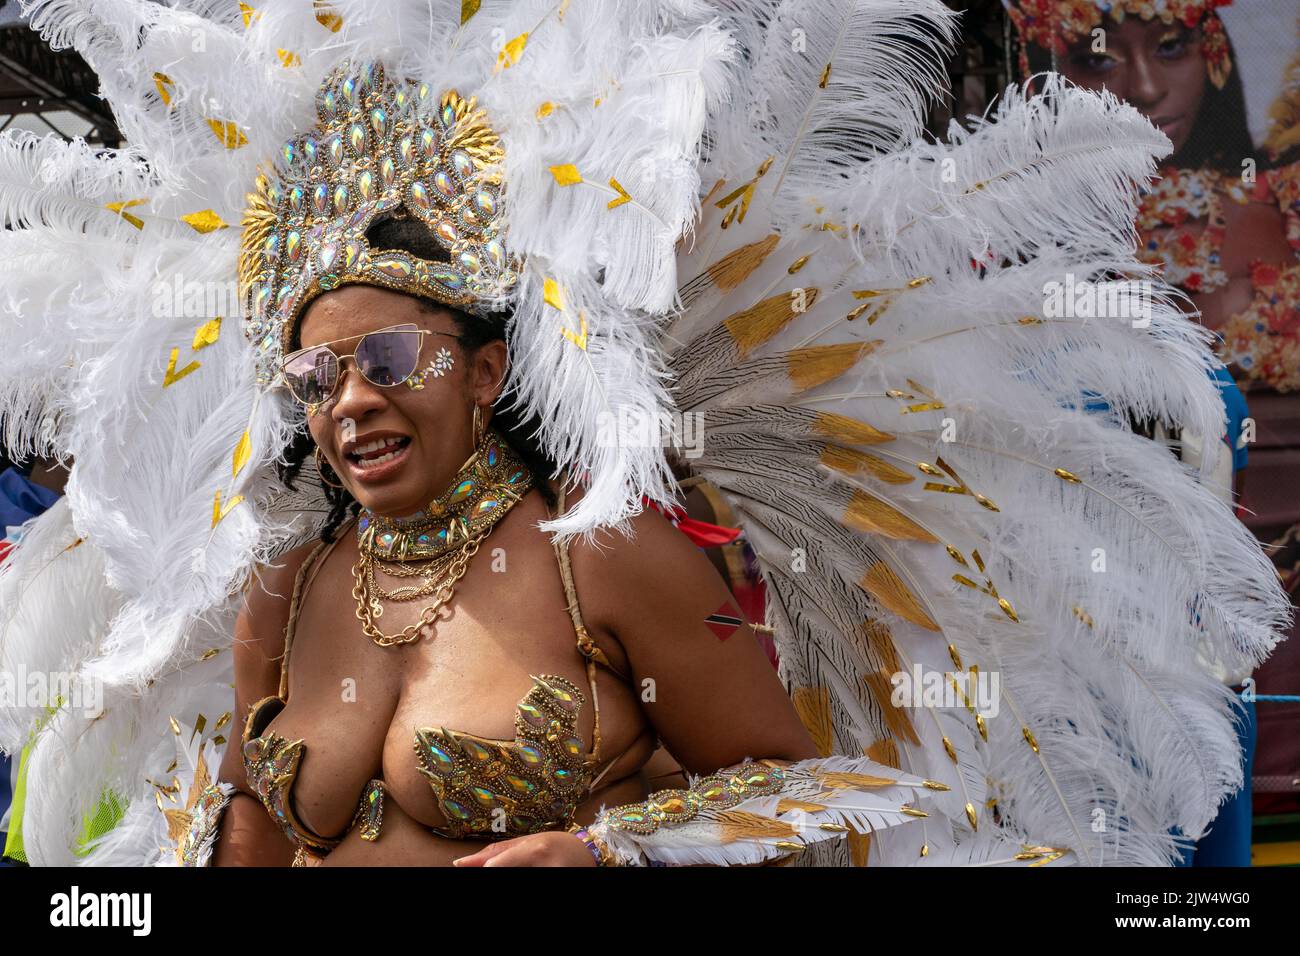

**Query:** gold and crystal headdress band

left=240, top=60, right=518, bottom=384
left=1003, top=0, right=1233, bottom=89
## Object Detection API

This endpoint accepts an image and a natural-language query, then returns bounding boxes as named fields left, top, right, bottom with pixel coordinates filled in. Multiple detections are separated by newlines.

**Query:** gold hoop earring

left=472, top=403, right=484, bottom=447
left=315, top=447, right=345, bottom=490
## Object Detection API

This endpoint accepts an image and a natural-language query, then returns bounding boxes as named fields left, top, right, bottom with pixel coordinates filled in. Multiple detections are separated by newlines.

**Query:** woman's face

left=296, top=284, right=507, bottom=518
left=1057, top=17, right=1208, bottom=155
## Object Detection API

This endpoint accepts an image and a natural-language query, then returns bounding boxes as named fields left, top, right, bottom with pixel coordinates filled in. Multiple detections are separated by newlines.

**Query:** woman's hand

left=451, top=830, right=598, bottom=867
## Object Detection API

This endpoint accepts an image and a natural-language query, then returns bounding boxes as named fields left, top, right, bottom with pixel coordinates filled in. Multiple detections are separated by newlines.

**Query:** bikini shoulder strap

left=278, top=528, right=348, bottom=700
left=549, top=481, right=630, bottom=685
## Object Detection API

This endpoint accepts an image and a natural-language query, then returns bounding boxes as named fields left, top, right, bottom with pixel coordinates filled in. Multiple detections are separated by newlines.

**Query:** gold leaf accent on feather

left=181, top=209, right=228, bottom=234
left=860, top=562, right=939, bottom=631
left=842, top=489, right=938, bottom=542
left=192, top=318, right=221, bottom=350
left=549, top=163, right=582, bottom=186
left=787, top=340, right=878, bottom=391
left=706, top=233, right=779, bottom=292
left=791, top=687, right=834, bottom=757
left=153, top=72, right=175, bottom=107
left=206, top=119, right=248, bottom=149
left=724, top=288, right=820, bottom=358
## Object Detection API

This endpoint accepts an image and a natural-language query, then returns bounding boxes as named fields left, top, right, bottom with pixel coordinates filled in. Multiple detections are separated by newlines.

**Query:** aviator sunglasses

left=280, top=323, right=463, bottom=406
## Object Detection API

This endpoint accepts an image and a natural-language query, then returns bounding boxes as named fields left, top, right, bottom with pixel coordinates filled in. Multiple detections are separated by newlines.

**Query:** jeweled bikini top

left=241, top=671, right=598, bottom=851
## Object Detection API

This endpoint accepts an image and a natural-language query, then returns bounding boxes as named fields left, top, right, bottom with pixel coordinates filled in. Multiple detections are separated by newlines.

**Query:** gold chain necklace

left=351, top=428, right=532, bottom=646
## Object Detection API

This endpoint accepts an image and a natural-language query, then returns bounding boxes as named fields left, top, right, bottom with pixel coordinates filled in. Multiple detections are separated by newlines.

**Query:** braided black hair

left=277, top=217, right=558, bottom=541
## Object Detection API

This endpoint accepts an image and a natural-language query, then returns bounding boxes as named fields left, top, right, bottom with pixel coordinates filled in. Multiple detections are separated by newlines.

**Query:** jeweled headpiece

left=240, top=60, right=517, bottom=384
left=1004, top=0, right=1233, bottom=89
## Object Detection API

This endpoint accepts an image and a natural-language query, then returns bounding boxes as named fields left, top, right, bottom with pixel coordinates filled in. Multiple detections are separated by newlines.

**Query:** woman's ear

left=472, top=338, right=509, bottom=406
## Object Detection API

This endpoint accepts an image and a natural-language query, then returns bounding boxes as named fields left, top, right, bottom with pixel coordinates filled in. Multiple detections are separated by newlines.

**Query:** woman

left=0, top=1, right=1285, bottom=870
left=214, top=278, right=818, bottom=866
left=1009, top=0, right=1300, bottom=387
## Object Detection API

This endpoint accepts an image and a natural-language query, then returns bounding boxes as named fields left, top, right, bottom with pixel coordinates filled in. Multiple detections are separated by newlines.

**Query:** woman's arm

left=207, top=551, right=312, bottom=867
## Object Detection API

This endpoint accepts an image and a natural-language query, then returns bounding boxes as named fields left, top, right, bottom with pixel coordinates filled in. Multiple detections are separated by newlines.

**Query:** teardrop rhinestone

left=503, top=774, right=536, bottom=797
left=484, top=238, right=506, bottom=269
left=418, top=737, right=454, bottom=774
left=440, top=102, right=455, bottom=128
left=318, top=241, right=339, bottom=272
left=312, top=184, right=329, bottom=216
left=409, top=181, right=432, bottom=214
left=333, top=183, right=349, bottom=213
left=302, top=138, right=317, bottom=167
left=474, top=189, right=496, bottom=217
left=369, top=107, right=387, bottom=139
left=517, top=743, right=543, bottom=767
left=394, top=87, right=408, bottom=112
left=321, top=90, right=336, bottom=117
left=349, top=122, right=366, bottom=154
left=451, top=150, right=474, bottom=179
left=460, top=739, right=493, bottom=764
left=342, top=75, right=359, bottom=105
left=518, top=702, right=546, bottom=727
left=343, top=240, right=363, bottom=270
left=267, top=182, right=282, bottom=205
left=450, top=479, right=474, bottom=503
left=430, top=268, right=465, bottom=291
left=418, top=82, right=432, bottom=102
left=433, top=170, right=456, bottom=199
left=419, top=127, right=437, bottom=157
left=325, top=132, right=344, bottom=166
left=470, top=787, right=498, bottom=807
left=262, top=235, right=279, bottom=263
left=398, top=134, right=415, bottom=166
left=435, top=220, right=458, bottom=245
left=252, top=283, right=270, bottom=317
left=372, top=256, right=413, bottom=279
left=460, top=205, right=480, bottom=227
left=356, top=170, right=374, bottom=200
left=285, top=230, right=302, bottom=262
left=281, top=141, right=297, bottom=170
left=288, top=186, right=305, bottom=212
left=379, top=156, right=396, bottom=187
left=443, top=799, right=471, bottom=821
left=486, top=443, right=498, bottom=466
left=476, top=498, right=498, bottom=513
left=458, top=250, right=480, bottom=274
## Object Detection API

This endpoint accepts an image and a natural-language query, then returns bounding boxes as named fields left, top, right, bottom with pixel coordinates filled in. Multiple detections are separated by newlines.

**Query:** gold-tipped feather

left=860, top=562, right=939, bottom=631
left=724, top=288, right=820, bottom=358
left=706, top=233, right=780, bottom=292
left=842, top=489, right=939, bottom=542
left=811, top=410, right=894, bottom=445
left=792, top=686, right=835, bottom=757
left=821, top=444, right=915, bottom=484
left=787, top=340, right=879, bottom=391
left=717, top=811, right=800, bottom=843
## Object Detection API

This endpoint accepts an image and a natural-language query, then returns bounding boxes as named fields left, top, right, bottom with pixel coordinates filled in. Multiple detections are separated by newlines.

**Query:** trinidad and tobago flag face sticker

left=704, top=600, right=744, bottom=641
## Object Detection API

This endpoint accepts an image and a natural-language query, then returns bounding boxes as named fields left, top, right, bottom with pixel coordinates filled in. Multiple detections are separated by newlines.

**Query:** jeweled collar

left=357, top=427, right=532, bottom=561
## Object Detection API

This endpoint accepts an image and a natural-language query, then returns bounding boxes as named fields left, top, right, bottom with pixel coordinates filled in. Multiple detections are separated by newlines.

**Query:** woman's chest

left=257, top=544, right=606, bottom=838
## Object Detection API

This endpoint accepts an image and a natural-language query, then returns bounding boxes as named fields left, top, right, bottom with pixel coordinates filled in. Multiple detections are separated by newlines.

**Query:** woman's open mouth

left=343, top=435, right=412, bottom=483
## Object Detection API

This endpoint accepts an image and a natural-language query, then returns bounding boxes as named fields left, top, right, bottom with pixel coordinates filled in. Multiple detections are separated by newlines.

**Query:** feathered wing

left=668, top=3, right=1288, bottom=865
left=0, top=0, right=1287, bottom=868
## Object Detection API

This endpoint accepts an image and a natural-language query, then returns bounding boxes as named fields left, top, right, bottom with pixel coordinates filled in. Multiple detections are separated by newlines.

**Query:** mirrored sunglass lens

left=356, top=330, right=421, bottom=386
left=284, top=348, right=337, bottom=404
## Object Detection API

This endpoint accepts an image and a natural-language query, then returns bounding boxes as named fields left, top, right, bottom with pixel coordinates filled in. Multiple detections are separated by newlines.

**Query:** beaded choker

left=356, top=427, right=533, bottom=561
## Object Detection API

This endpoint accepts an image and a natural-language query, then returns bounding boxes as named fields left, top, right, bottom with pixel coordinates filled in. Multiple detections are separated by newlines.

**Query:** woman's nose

left=1125, top=51, right=1167, bottom=112
left=330, top=358, right=387, bottom=423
